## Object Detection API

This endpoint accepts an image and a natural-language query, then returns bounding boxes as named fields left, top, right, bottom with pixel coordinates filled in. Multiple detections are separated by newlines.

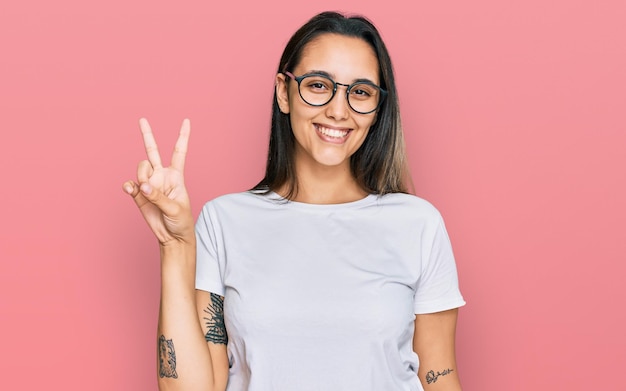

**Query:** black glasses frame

left=283, top=72, right=387, bottom=114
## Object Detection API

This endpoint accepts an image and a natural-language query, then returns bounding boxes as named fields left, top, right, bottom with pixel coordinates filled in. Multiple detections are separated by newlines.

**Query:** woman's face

left=276, top=33, right=380, bottom=172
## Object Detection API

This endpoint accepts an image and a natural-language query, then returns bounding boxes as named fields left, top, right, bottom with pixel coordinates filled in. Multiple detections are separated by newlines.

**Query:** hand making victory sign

left=122, top=118, right=194, bottom=246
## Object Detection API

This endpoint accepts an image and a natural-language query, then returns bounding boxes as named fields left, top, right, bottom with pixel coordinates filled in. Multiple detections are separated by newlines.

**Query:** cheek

left=288, top=101, right=319, bottom=127
left=288, top=92, right=310, bottom=113
left=352, top=126, right=372, bottom=150
left=358, top=116, right=377, bottom=133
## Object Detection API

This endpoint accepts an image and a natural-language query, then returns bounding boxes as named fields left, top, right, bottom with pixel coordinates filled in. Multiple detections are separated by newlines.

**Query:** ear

left=275, top=73, right=290, bottom=114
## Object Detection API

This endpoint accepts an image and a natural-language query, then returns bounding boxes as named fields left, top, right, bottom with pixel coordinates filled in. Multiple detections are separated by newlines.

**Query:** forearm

left=157, top=243, right=217, bottom=391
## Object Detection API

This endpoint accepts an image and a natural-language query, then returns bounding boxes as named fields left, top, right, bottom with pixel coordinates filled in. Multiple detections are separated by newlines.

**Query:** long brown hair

left=252, top=11, right=411, bottom=198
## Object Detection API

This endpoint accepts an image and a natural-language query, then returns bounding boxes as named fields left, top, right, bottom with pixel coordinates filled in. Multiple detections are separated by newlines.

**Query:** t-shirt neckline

left=264, top=191, right=378, bottom=210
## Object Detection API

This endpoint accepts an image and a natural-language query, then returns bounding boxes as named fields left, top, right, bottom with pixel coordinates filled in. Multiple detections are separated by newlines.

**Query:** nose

left=325, top=83, right=350, bottom=120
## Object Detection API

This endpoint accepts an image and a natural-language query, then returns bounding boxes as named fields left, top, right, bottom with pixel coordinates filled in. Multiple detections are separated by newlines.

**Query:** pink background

left=1, top=0, right=625, bottom=389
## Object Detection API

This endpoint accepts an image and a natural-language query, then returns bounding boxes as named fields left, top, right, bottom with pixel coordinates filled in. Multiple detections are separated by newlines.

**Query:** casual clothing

left=196, top=191, right=465, bottom=391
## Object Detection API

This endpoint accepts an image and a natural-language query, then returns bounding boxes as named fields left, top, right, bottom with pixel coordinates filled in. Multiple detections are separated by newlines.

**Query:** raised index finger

left=171, top=118, right=190, bottom=172
left=139, top=118, right=163, bottom=168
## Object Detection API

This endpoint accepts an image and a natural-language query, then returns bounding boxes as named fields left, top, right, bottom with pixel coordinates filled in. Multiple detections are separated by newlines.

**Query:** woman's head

left=253, top=11, right=410, bottom=198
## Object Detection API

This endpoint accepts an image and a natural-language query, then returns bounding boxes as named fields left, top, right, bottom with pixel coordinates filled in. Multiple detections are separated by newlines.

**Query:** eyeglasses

left=283, top=72, right=387, bottom=114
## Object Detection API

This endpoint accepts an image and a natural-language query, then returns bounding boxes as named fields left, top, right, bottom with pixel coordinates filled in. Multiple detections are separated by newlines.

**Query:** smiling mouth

left=315, top=124, right=351, bottom=139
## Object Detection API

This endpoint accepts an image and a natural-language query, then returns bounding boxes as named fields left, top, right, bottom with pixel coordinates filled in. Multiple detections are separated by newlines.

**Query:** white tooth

left=318, top=126, right=348, bottom=138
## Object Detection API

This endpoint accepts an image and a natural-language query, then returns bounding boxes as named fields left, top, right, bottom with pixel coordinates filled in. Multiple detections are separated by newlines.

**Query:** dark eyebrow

left=304, top=69, right=378, bottom=85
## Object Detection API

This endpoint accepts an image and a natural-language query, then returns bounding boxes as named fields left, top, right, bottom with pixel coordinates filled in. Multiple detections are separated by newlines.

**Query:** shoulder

left=201, top=191, right=277, bottom=210
left=374, top=193, right=444, bottom=223
left=198, top=191, right=283, bottom=223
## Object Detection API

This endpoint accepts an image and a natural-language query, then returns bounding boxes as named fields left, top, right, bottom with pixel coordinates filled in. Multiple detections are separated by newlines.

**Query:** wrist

left=159, top=240, right=196, bottom=288
left=160, top=236, right=195, bottom=248
left=160, top=238, right=195, bottom=263
left=159, top=230, right=195, bottom=248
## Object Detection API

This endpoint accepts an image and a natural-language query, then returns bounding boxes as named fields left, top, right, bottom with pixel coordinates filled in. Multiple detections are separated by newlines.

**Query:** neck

left=284, top=160, right=368, bottom=205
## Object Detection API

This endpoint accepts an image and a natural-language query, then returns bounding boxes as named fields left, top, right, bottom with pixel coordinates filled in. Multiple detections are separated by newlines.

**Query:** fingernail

left=123, top=184, right=133, bottom=194
left=140, top=183, right=152, bottom=195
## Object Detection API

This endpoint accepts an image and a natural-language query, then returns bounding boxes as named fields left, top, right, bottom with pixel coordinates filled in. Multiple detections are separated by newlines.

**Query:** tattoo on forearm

left=158, top=335, right=178, bottom=379
left=203, top=293, right=228, bottom=345
left=425, top=368, right=454, bottom=384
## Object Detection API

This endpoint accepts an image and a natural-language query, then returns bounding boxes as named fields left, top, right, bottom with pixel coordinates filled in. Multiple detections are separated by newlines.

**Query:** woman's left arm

left=413, top=308, right=462, bottom=391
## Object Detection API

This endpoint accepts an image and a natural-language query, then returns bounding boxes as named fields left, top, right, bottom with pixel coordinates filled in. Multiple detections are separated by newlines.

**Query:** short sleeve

left=413, top=216, right=466, bottom=314
left=195, top=203, right=226, bottom=296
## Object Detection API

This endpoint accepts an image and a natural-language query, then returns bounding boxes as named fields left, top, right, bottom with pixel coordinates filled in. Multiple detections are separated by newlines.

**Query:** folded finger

left=139, top=118, right=163, bottom=168
left=122, top=180, right=139, bottom=197
left=171, top=118, right=190, bottom=172
left=122, top=180, right=149, bottom=209
left=137, top=159, right=154, bottom=184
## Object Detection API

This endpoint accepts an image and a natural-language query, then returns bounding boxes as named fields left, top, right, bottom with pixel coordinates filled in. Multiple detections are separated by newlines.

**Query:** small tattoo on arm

left=158, top=335, right=178, bottom=379
left=425, top=368, right=454, bottom=384
left=203, top=293, right=228, bottom=345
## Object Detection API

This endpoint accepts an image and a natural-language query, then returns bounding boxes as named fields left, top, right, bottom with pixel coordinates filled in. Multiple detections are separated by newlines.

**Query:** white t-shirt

left=196, top=191, right=465, bottom=391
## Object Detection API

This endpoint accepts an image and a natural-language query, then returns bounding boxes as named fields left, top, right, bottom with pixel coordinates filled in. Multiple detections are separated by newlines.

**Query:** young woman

left=123, top=11, right=465, bottom=391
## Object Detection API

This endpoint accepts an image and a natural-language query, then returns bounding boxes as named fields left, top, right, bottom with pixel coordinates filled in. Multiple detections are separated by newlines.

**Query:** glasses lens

left=298, top=75, right=334, bottom=106
left=296, top=74, right=383, bottom=114
left=348, top=83, right=381, bottom=114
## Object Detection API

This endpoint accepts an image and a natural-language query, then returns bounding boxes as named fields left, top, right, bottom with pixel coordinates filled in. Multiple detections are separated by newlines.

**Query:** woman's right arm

left=123, top=118, right=228, bottom=391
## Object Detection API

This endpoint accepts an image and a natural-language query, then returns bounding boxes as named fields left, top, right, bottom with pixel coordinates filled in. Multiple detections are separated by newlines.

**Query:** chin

left=312, top=154, right=351, bottom=168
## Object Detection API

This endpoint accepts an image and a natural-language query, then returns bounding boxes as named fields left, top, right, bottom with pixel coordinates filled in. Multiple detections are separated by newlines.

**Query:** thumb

left=139, top=182, right=178, bottom=215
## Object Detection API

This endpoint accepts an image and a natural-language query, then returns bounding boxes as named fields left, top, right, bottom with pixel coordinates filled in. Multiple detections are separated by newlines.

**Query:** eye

left=350, top=84, right=377, bottom=100
left=302, top=76, right=333, bottom=93
left=310, top=82, right=326, bottom=90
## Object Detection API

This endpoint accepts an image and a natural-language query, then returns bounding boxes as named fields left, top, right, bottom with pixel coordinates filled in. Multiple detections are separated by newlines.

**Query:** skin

left=124, top=33, right=462, bottom=391
left=123, top=119, right=228, bottom=391
left=414, top=309, right=462, bottom=390
left=275, top=33, right=379, bottom=204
